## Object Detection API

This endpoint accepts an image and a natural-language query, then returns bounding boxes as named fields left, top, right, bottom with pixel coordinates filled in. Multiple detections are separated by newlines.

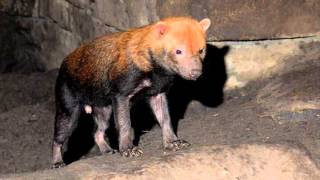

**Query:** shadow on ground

left=168, top=45, right=229, bottom=130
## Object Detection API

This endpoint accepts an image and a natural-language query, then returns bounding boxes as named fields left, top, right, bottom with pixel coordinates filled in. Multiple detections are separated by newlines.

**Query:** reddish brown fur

left=150, top=17, right=207, bottom=56
left=64, top=17, right=209, bottom=85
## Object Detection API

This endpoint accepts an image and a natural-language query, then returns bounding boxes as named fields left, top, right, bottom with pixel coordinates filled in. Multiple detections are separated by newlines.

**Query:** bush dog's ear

left=199, top=18, right=211, bottom=32
left=154, top=23, right=167, bottom=37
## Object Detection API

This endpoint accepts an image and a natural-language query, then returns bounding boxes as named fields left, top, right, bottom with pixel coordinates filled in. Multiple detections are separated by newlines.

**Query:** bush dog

left=52, top=16, right=211, bottom=168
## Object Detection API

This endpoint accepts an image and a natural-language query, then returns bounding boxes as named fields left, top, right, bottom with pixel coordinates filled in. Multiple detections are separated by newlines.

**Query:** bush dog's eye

left=176, top=49, right=182, bottom=55
left=199, top=48, right=204, bottom=54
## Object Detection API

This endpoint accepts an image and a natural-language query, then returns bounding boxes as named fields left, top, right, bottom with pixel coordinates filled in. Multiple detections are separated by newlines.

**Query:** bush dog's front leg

left=149, top=93, right=190, bottom=151
left=113, top=96, right=142, bottom=157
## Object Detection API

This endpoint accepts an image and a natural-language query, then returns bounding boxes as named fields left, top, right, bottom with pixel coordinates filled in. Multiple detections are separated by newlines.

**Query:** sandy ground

left=0, top=45, right=319, bottom=177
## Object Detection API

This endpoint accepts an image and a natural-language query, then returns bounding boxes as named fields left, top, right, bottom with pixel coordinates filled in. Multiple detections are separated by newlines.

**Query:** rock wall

left=0, top=0, right=319, bottom=72
left=158, top=0, right=320, bottom=40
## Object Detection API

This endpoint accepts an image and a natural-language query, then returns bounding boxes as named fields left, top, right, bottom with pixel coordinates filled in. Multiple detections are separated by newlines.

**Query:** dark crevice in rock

left=1, top=10, right=32, bottom=18
left=4, top=12, right=74, bottom=34
left=65, top=0, right=86, bottom=10
left=104, top=23, right=126, bottom=32
left=211, top=35, right=318, bottom=42
left=45, top=15, right=72, bottom=33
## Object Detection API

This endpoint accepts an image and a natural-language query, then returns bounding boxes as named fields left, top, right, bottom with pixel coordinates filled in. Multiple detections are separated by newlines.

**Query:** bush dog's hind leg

left=149, top=93, right=190, bottom=151
left=52, top=104, right=80, bottom=168
left=113, top=96, right=143, bottom=157
left=93, top=106, right=116, bottom=154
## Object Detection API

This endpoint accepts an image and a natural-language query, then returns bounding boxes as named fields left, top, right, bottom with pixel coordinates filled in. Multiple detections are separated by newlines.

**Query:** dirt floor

left=0, top=44, right=319, bottom=177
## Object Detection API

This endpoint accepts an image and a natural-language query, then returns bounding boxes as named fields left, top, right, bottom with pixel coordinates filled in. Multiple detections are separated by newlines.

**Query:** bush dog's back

left=52, top=16, right=211, bottom=168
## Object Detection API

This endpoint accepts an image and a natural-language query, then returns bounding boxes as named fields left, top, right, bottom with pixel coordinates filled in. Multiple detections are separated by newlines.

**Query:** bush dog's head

left=149, top=17, right=211, bottom=80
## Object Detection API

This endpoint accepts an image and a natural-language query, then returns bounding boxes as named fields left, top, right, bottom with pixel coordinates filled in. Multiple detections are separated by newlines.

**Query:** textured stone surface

left=0, top=0, right=319, bottom=72
left=3, top=144, right=320, bottom=180
left=158, top=0, right=320, bottom=41
left=215, top=35, right=320, bottom=89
